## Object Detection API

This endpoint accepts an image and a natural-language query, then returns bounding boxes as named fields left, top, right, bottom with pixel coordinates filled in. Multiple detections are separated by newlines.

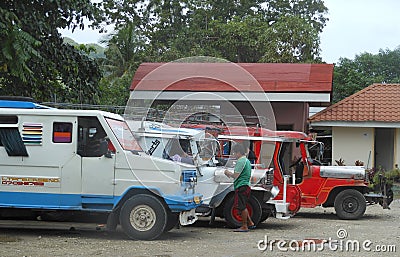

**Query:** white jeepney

left=0, top=100, right=202, bottom=240
left=128, top=120, right=294, bottom=228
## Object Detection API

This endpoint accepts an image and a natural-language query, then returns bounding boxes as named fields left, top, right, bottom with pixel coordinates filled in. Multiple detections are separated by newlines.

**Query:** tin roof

left=309, top=84, right=400, bottom=122
left=130, top=63, right=334, bottom=93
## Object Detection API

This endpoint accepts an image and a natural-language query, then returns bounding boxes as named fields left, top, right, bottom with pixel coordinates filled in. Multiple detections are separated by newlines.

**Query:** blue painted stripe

left=0, top=191, right=83, bottom=210
left=0, top=190, right=202, bottom=212
left=164, top=193, right=203, bottom=212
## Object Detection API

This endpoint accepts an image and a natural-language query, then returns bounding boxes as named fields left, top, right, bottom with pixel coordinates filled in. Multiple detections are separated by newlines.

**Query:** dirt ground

left=0, top=200, right=399, bottom=257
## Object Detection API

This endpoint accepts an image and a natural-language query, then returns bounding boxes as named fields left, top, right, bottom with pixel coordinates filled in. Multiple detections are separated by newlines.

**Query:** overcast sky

left=321, top=0, right=400, bottom=63
left=60, top=0, right=400, bottom=64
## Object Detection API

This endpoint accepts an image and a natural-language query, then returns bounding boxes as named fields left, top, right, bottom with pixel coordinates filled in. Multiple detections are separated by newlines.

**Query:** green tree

left=103, top=0, right=328, bottom=63
left=0, top=0, right=104, bottom=103
left=333, top=47, right=400, bottom=103
left=99, top=23, right=146, bottom=106
left=204, top=13, right=320, bottom=63
left=0, top=7, right=41, bottom=83
left=259, top=14, right=321, bottom=62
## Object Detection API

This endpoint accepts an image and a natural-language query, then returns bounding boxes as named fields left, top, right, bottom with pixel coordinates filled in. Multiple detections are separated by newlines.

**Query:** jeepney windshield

left=163, top=136, right=194, bottom=165
left=305, top=142, right=311, bottom=159
left=258, top=141, right=275, bottom=168
left=307, top=141, right=324, bottom=161
left=198, top=138, right=218, bottom=160
left=105, top=118, right=142, bottom=151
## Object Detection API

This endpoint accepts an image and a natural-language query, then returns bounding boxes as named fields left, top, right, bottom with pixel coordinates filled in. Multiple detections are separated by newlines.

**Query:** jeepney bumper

left=165, top=193, right=202, bottom=226
left=266, top=199, right=291, bottom=220
left=164, top=193, right=203, bottom=212
left=179, top=208, right=198, bottom=226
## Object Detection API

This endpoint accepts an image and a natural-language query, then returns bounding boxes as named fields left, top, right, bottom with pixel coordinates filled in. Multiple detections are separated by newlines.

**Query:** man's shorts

left=234, top=185, right=251, bottom=211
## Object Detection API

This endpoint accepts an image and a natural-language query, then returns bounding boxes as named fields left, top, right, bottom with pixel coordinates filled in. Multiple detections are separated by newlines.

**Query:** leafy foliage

left=102, top=0, right=328, bottom=63
left=0, top=7, right=41, bottom=82
left=367, top=168, right=400, bottom=194
left=333, top=47, right=400, bottom=103
left=98, top=23, right=146, bottom=106
left=0, top=0, right=104, bottom=103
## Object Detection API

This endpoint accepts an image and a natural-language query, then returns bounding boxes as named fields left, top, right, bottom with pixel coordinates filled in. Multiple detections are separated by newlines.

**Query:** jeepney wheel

left=120, top=194, right=168, bottom=240
left=259, top=211, right=271, bottom=223
left=381, top=188, right=394, bottom=208
left=334, top=189, right=366, bottom=220
left=164, top=212, right=179, bottom=232
left=223, top=195, right=262, bottom=228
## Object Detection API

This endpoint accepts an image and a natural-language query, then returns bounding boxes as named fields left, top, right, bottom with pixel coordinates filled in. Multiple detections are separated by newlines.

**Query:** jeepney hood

left=114, top=151, right=202, bottom=206
left=319, top=166, right=366, bottom=180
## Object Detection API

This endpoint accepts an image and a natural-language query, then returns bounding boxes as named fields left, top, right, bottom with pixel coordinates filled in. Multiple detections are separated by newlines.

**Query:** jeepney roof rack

left=0, top=96, right=52, bottom=109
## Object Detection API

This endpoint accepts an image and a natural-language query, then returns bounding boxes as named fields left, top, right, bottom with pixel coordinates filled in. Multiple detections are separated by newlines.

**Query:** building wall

left=332, top=127, right=374, bottom=167
left=221, top=102, right=308, bottom=132
left=271, top=102, right=308, bottom=132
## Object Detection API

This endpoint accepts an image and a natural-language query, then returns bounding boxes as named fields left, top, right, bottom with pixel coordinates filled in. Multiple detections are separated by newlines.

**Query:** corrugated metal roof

left=130, top=63, right=334, bottom=93
left=309, top=84, right=400, bottom=122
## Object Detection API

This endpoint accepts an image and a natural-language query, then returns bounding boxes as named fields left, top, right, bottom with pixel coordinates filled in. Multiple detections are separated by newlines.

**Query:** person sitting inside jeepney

left=169, top=140, right=194, bottom=165
left=86, top=129, right=107, bottom=157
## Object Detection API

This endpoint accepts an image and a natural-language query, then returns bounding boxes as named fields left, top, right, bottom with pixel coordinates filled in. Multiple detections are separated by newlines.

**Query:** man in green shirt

left=224, top=143, right=255, bottom=232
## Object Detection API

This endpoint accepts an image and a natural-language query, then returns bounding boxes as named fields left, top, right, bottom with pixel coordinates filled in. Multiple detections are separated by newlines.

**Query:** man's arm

left=224, top=170, right=240, bottom=179
left=224, top=158, right=245, bottom=178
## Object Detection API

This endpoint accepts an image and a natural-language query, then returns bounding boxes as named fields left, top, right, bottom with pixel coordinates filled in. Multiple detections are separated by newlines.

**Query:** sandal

left=233, top=228, right=249, bottom=232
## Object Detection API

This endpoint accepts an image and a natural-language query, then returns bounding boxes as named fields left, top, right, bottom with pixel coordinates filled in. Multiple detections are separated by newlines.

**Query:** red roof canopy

left=130, top=63, right=333, bottom=93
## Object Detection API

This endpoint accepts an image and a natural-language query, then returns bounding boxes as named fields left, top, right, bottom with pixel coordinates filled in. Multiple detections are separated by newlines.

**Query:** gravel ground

left=0, top=200, right=399, bottom=257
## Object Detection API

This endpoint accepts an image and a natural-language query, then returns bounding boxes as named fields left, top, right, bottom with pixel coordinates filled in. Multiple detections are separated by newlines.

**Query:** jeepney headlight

left=194, top=195, right=202, bottom=204
left=180, top=170, right=197, bottom=194
left=180, top=170, right=197, bottom=183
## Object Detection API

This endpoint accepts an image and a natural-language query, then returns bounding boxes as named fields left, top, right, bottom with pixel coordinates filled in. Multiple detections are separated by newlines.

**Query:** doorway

left=374, top=128, right=394, bottom=171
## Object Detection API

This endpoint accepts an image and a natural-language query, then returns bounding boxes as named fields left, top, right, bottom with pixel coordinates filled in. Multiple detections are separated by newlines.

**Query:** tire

left=386, top=189, right=394, bottom=207
left=223, top=194, right=262, bottom=228
left=334, top=189, right=366, bottom=220
left=259, top=211, right=271, bottom=223
left=120, top=194, right=168, bottom=240
left=164, top=212, right=179, bottom=232
left=106, top=212, right=118, bottom=232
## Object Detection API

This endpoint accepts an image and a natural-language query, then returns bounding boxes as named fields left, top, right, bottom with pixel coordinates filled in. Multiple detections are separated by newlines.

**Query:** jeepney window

left=280, top=142, right=291, bottom=175
left=199, top=139, right=218, bottom=159
left=52, top=122, right=72, bottom=143
left=0, top=115, right=18, bottom=124
left=0, top=115, right=28, bottom=156
left=305, top=143, right=311, bottom=158
left=105, top=118, right=142, bottom=152
left=222, top=140, right=231, bottom=155
left=258, top=141, right=275, bottom=168
left=77, top=117, right=109, bottom=157
left=163, top=137, right=194, bottom=164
